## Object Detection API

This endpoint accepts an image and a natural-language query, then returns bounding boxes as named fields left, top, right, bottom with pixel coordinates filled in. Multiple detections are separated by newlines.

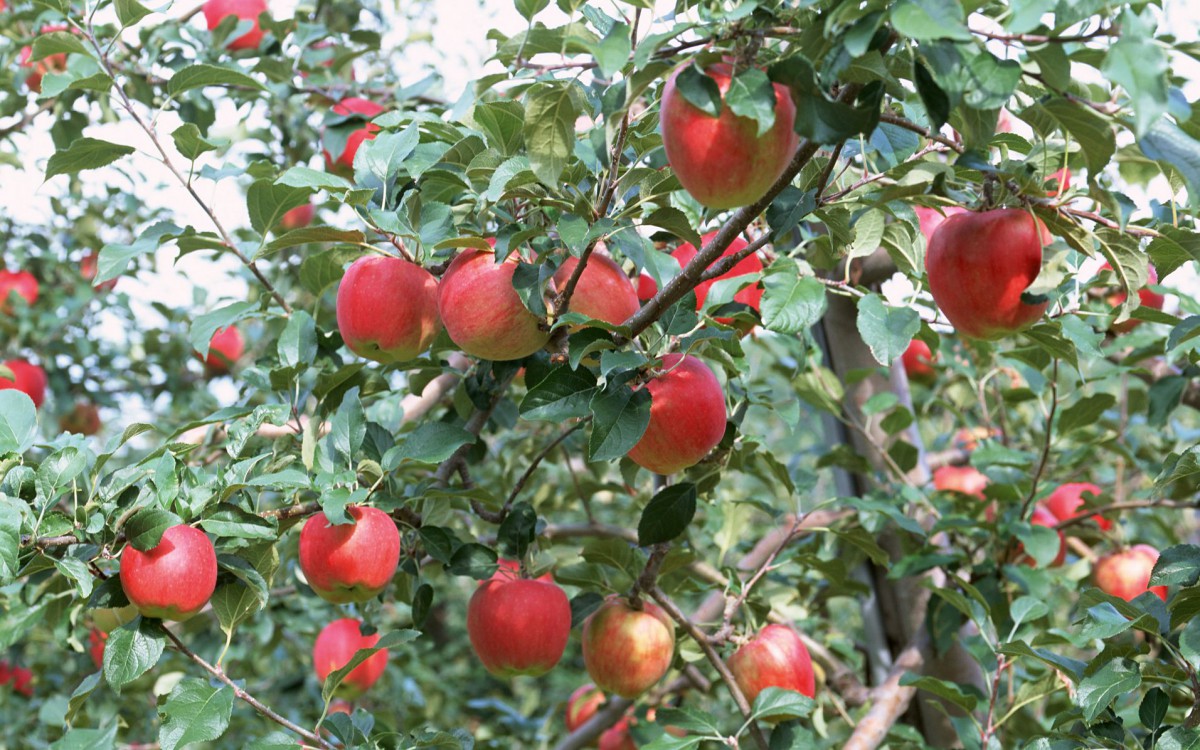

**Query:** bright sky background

left=0, top=0, right=1198, bottom=415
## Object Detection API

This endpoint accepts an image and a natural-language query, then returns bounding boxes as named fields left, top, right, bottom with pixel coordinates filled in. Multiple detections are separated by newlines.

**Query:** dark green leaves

left=1150, top=544, right=1200, bottom=587
left=385, top=423, right=475, bottom=466
left=103, top=618, right=165, bottom=692
left=171, top=123, right=226, bottom=161
left=673, top=63, right=722, bottom=117
left=770, top=58, right=884, bottom=145
left=246, top=179, right=310, bottom=236
left=1075, top=658, right=1141, bottom=722
left=913, top=60, right=949, bottom=131
left=588, top=377, right=651, bottom=462
left=520, top=366, right=597, bottom=421
left=497, top=502, right=537, bottom=559
left=523, top=82, right=579, bottom=187
left=0, top=497, right=21, bottom=581
left=158, top=679, right=234, bottom=750
left=725, top=68, right=777, bottom=137
left=167, top=64, right=265, bottom=95
left=637, top=483, right=697, bottom=545
left=45, top=138, right=135, bottom=180
left=0, top=391, right=38, bottom=454
left=125, top=508, right=182, bottom=552
left=760, top=261, right=826, bottom=335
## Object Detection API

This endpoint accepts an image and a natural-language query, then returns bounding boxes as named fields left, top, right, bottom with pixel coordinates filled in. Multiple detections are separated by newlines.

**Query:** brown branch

left=500, top=420, right=588, bottom=518
left=161, top=627, right=333, bottom=749
left=968, top=23, right=1117, bottom=45
left=550, top=696, right=634, bottom=750
left=696, top=234, right=771, bottom=285
left=709, top=518, right=799, bottom=645
left=842, top=631, right=932, bottom=750
left=878, top=112, right=964, bottom=153
left=630, top=542, right=670, bottom=607
left=814, top=142, right=846, bottom=201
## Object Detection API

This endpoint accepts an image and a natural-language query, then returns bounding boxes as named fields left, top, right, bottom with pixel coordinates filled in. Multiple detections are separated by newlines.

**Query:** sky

left=0, top=0, right=1197, bottom=414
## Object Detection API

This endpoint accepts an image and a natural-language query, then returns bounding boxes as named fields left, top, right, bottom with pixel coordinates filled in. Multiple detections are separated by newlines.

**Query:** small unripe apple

left=19, top=25, right=70, bottom=94
left=119, top=524, right=218, bottom=621
left=728, top=624, right=815, bottom=720
left=1094, top=545, right=1167, bottom=602
left=203, top=0, right=268, bottom=51
left=438, top=246, right=550, bottom=361
left=1102, top=262, right=1164, bottom=334
left=660, top=63, right=799, bottom=209
left=299, top=506, right=401, bottom=604
left=1043, top=483, right=1112, bottom=532
left=60, top=401, right=102, bottom=436
left=926, top=209, right=1050, bottom=340
left=89, top=628, right=106, bottom=669
left=312, top=618, right=388, bottom=698
left=0, top=359, right=47, bottom=408
left=671, top=232, right=763, bottom=324
left=0, top=270, right=38, bottom=312
left=198, top=326, right=245, bottom=374
left=91, top=604, right=138, bottom=633
left=336, top=255, right=441, bottom=363
left=553, top=254, right=639, bottom=326
left=914, top=206, right=967, bottom=244
left=626, top=354, right=727, bottom=476
left=564, top=683, right=605, bottom=732
left=323, top=98, right=386, bottom=173
left=933, top=466, right=988, bottom=500
left=80, top=252, right=118, bottom=293
left=901, top=339, right=936, bottom=383
left=280, top=203, right=315, bottom=231
left=582, top=596, right=676, bottom=699
left=467, top=573, right=571, bottom=677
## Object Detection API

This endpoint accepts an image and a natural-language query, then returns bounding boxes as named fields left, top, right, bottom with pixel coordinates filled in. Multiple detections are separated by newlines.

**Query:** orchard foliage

left=1, top=0, right=1200, bottom=748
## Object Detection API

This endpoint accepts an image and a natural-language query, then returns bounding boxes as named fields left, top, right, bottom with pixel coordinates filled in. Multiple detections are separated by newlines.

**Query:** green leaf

left=212, top=581, right=262, bottom=635
left=855, top=294, right=920, bottom=366
left=158, top=678, right=234, bottom=750
left=1025, top=99, right=1116, bottom=177
left=354, top=124, right=421, bottom=184
left=897, top=674, right=979, bottom=711
left=523, top=82, right=578, bottom=187
left=637, top=483, right=697, bottom=546
left=642, top=207, right=702, bottom=247
left=167, top=64, right=265, bottom=95
left=1140, top=687, right=1170, bottom=731
left=1151, top=544, right=1200, bottom=587
left=385, top=423, right=475, bottom=466
left=94, top=221, right=181, bottom=285
left=30, top=31, right=91, bottom=61
left=674, top=63, right=722, bottom=117
left=520, top=366, right=598, bottom=421
left=246, top=179, right=310, bottom=236
left=170, top=123, right=226, bottom=161
left=1075, top=658, right=1141, bottom=723
left=515, top=0, right=549, bottom=21
left=277, top=310, right=317, bottom=370
left=115, top=0, right=154, bottom=27
left=103, top=618, right=165, bottom=693
left=0, top=496, right=22, bottom=581
left=50, top=723, right=117, bottom=750
left=889, top=0, right=971, bottom=42
left=497, top=501, right=537, bottom=559
left=725, top=68, right=776, bottom=137
left=1057, top=394, right=1116, bottom=435
left=469, top=101, right=526, bottom=156
left=446, top=543, right=498, bottom=579
left=200, top=505, right=278, bottom=540
left=963, top=52, right=1021, bottom=111
left=588, top=377, right=651, bottom=463
left=749, top=687, right=815, bottom=722
left=0, top=391, right=38, bottom=454
left=276, top=165, right=353, bottom=191
left=190, top=301, right=256, bottom=359
left=125, top=508, right=182, bottom=552
left=45, top=138, right=135, bottom=180
left=1102, top=8, right=1169, bottom=138
left=321, top=630, right=417, bottom=702
left=260, top=226, right=364, bottom=258
left=1139, top=117, right=1200, bottom=210
left=590, top=22, right=631, bottom=79
left=913, top=60, right=949, bottom=131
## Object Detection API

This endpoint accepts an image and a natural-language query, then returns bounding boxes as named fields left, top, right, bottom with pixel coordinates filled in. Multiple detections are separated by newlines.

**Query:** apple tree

left=2, top=0, right=1200, bottom=748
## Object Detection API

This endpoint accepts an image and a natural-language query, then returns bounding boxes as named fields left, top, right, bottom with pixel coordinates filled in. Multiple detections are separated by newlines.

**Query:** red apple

left=913, top=206, right=967, bottom=243
left=438, top=247, right=550, bottom=361
left=925, top=209, right=1050, bottom=340
left=60, top=401, right=102, bottom=436
left=198, top=326, right=245, bottom=374
left=636, top=273, right=657, bottom=303
left=1043, top=483, right=1112, bottom=532
left=203, top=0, right=267, bottom=51
left=626, top=354, right=726, bottom=475
left=323, top=98, right=386, bottom=173
left=1102, top=262, right=1164, bottom=333
left=1044, top=168, right=1071, bottom=197
left=0, top=359, right=47, bottom=408
left=660, top=63, right=799, bottom=209
left=553, top=254, right=639, bottom=326
left=0, top=270, right=38, bottom=312
left=299, top=506, right=401, bottom=604
left=119, top=524, right=217, bottom=621
left=80, top=252, right=118, bottom=293
left=467, top=573, right=571, bottom=677
left=933, top=466, right=988, bottom=500
left=582, top=596, right=676, bottom=699
left=89, top=628, right=106, bottom=670
left=336, top=255, right=441, bottom=363
left=1094, top=545, right=1167, bottom=602
left=312, top=618, right=388, bottom=698
left=19, top=25, right=70, bottom=94
left=1019, top=505, right=1066, bottom=568
left=493, top=557, right=553, bottom=583
left=280, top=203, right=315, bottom=231
left=565, top=683, right=606, bottom=732
left=0, top=662, right=33, bottom=697
left=728, top=624, right=815, bottom=720
left=901, top=339, right=935, bottom=383
left=671, top=232, right=763, bottom=323
left=599, top=718, right=637, bottom=750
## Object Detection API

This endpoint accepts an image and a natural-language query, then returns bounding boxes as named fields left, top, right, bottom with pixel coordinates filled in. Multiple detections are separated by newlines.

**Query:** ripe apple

left=1044, top=168, right=1071, bottom=197
left=565, top=683, right=606, bottom=732
left=1102, top=262, right=1164, bottom=333
left=80, top=252, right=118, bottom=293
left=933, top=466, right=988, bottom=500
left=336, top=255, right=441, bottom=363
left=925, top=209, right=1050, bottom=340
left=0, top=662, right=33, bottom=697
left=92, top=604, right=138, bottom=633
left=493, top=557, right=553, bottom=583
left=467, top=573, right=571, bottom=677
left=119, top=524, right=218, bottom=621
left=202, top=0, right=267, bottom=51
left=636, top=273, right=657, bottom=303
left=1043, top=483, right=1112, bottom=532
left=582, top=596, right=676, bottom=699
left=660, top=63, right=799, bottom=209
left=913, top=206, right=966, bottom=243
left=280, top=203, right=315, bottom=231
left=299, top=506, right=401, bottom=604
left=89, top=628, right=106, bottom=670
left=728, top=624, right=815, bottom=720
left=626, top=354, right=727, bottom=475
left=553, top=254, right=639, bottom=326
left=0, top=270, right=38, bottom=312
left=438, top=247, right=550, bottom=361
left=0, top=359, right=47, bottom=408
left=60, top=401, right=102, bottom=436
left=19, top=25, right=70, bottom=94
left=198, top=326, right=245, bottom=374
left=323, top=98, right=386, bottom=173
left=312, top=618, right=389, bottom=698
left=901, top=339, right=936, bottom=383
left=599, top=718, right=636, bottom=750
left=1094, top=545, right=1167, bottom=602
left=671, top=232, right=763, bottom=324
